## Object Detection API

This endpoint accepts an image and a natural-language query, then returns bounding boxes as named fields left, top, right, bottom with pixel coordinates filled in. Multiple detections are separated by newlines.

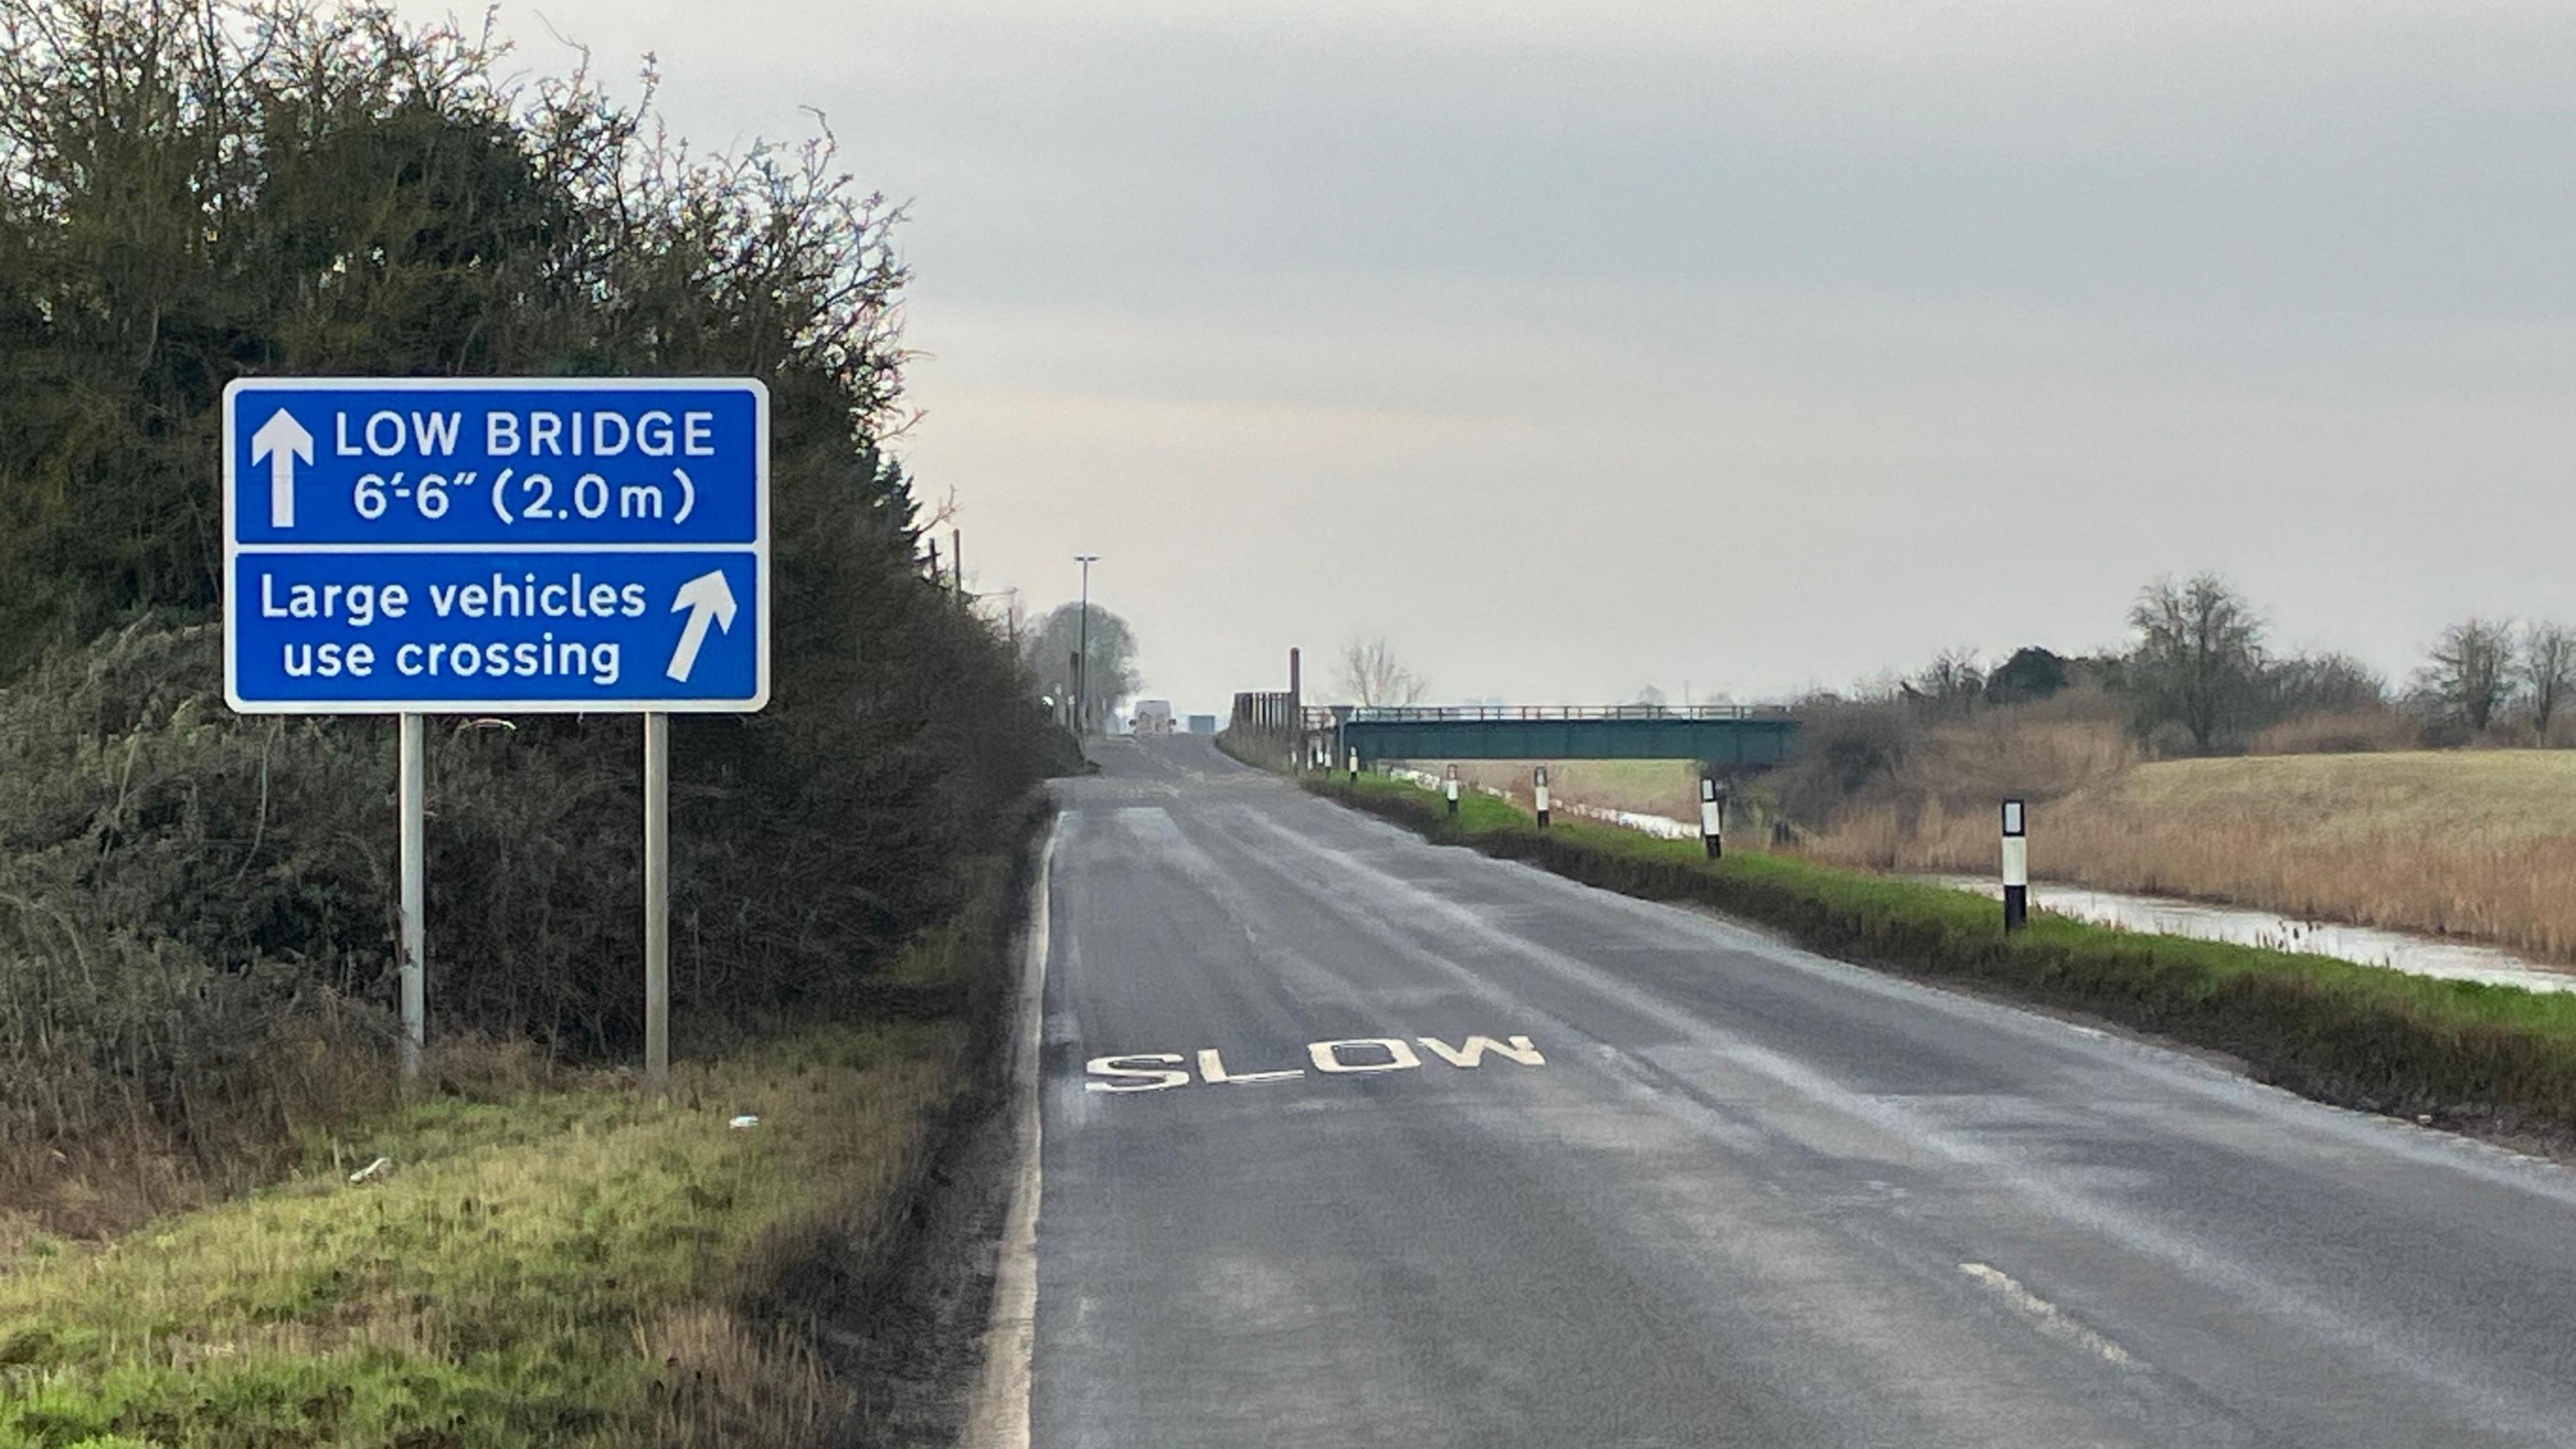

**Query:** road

left=1016, top=735, right=2576, bottom=1447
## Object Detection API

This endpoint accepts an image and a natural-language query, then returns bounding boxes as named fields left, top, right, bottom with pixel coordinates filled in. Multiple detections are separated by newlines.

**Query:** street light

left=1075, top=554, right=1099, bottom=735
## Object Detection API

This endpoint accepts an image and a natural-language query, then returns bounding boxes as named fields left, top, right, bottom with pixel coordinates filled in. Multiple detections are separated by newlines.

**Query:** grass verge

left=0, top=835, right=1041, bottom=1449
left=1304, top=769, right=2576, bottom=1140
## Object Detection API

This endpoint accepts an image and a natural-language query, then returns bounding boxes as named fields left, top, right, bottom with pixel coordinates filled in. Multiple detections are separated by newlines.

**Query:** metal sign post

left=398, top=712, right=426, bottom=1077
left=223, top=378, right=770, bottom=1089
left=644, top=712, right=671, bottom=1090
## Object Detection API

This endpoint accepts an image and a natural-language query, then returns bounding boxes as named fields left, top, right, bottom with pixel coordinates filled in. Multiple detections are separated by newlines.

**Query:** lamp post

left=1075, top=554, right=1099, bottom=735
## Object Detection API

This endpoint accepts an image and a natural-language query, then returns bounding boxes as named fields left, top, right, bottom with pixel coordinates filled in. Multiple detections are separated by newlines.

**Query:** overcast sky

left=423, top=1, right=2576, bottom=713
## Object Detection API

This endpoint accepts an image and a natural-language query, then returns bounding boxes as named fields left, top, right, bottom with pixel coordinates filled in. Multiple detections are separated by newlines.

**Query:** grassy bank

left=1450, top=760, right=1699, bottom=819
left=0, top=843, right=1036, bottom=1449
left=1304, top=770, right=2576, bottom=1140
left=1807, top=750, right=2576, bottom=964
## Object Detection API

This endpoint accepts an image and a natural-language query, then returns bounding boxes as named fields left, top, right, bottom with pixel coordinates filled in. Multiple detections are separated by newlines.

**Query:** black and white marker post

left=2001, top=797, right=2029, bottom=932
left=1699, top=773, right=1723, bottom=859
left=1535, top=765, right=1552, bottom=828
left=1348, top=747, right=1360, bottom=783
left=1445, top=763, right=1460, bottom=816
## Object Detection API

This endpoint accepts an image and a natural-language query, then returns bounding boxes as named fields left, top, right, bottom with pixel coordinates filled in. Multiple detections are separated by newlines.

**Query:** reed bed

left=1803, top=751, right=2576, bottom=964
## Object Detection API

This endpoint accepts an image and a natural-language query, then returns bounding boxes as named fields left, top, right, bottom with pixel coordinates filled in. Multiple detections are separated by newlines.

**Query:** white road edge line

left=1958, top=1262, right=2139, bottom=1368
left=963, top=815, right=1059, bottom=1449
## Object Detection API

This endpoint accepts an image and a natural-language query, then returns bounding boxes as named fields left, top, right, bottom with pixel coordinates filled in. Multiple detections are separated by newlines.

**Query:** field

left=1803, top=750, right=2576, bottom=964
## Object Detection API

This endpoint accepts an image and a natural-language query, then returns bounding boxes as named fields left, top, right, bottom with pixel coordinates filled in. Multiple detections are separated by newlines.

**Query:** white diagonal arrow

left=666, top=570, right=739, bottom=683
left=250, top=408, right=315, bottom=528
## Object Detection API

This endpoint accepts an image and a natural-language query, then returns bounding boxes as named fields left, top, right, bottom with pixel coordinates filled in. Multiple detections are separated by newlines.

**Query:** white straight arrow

left=250, top=408, right=315, bottom=528
left=666, top=570, right=739, bottom=683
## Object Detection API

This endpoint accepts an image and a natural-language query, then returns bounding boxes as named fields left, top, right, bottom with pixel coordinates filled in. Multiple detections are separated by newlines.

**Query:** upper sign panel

left=225, top=378, right=763, bottom=547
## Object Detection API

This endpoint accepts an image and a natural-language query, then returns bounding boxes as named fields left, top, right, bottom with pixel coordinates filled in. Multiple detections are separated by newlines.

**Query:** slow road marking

left=1085, top=1034, right=1546, bottom=1093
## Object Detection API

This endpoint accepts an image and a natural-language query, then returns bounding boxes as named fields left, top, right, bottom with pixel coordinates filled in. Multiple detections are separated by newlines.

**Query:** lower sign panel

left=227, top=550, right=765, bottom=712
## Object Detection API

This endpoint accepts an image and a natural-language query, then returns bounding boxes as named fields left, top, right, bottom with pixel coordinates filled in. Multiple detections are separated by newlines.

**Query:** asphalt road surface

left=1021, top=735, right=2576, bottom=1447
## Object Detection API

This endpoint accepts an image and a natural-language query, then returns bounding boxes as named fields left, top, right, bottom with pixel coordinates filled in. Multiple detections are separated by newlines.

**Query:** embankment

left=0, top=811, right=1048, bottom=1449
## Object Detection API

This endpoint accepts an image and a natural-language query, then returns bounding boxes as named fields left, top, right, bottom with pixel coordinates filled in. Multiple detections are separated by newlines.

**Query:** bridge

left=1327, top=704, right=1801, bottom=765
left=1226, top=695, right=1802, bottom=766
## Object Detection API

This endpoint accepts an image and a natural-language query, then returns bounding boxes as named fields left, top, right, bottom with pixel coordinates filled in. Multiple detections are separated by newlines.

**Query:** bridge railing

left=1326, top=704, right=1795, bottom=723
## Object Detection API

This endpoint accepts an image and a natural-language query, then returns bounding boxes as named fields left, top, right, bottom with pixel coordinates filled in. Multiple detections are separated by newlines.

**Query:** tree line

left=1807, top=572, right=2563, bottom=755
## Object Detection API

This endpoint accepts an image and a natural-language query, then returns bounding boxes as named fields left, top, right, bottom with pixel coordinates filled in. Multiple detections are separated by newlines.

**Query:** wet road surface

left=1022, top=736, right=2576, bottom=1447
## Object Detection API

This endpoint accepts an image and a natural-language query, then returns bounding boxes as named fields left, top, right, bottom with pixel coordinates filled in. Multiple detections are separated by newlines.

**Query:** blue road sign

left=223, top=378, right=769, bottom=713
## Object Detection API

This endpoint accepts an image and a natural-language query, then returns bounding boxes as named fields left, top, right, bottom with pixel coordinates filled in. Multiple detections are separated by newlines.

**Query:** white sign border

left=221, top=376, right=772, bottom=715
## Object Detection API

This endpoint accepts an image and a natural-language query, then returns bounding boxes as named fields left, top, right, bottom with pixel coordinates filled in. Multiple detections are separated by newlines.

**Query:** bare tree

left=2528, top=623, right=2576, bottom=741
left=1336, top=636, right=1428, bottom=707
left=2127, top=574, right=2265, bottom=753
left=1026, top=604, right=1140, bottom=731
left=2420, top=618, right=2516, bottom=733
left=1904, top=647, right=1985, bottom=717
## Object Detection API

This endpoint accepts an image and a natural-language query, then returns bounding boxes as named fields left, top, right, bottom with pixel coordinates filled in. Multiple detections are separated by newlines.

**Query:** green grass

left=1306, top=769, right=2576, bottom=1137
left=0, top=1005, right=977, bottom=1448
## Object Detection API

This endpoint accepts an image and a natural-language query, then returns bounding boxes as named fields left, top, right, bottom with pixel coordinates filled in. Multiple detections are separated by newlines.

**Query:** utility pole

left=1075, top=553, right=1099, bottom=735
left=1289, top=646, right=1302, bottom=761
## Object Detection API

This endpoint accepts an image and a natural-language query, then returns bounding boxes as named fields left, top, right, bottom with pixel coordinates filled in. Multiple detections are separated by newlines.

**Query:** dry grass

left=0, top=1014, right=569, bottom=1255
left=1804, top=750, right=2576, bottom=963
left=1901, top=716, right=2137, bottom=804
left=2250, top=708, right=2421, bottom=755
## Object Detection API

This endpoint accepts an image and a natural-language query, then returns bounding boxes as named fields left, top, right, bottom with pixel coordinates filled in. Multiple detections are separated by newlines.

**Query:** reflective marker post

left=1535, top=765, right=1552, bottom=828
left=2001, top=798, right=2029, bottom=931
left=1445, top=763, right=1460, bottom=816
left=1700, top=773, right=1723, bottom=859
left=1348, top=747, right=1360, bottom=783
left=398, top=712, right=426, bottom=1079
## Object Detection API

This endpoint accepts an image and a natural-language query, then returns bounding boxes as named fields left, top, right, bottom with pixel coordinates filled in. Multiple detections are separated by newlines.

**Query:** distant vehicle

left=1187, top=713, right=1217, bottom=734
left=1134, top=700, right=1176, bottom=736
